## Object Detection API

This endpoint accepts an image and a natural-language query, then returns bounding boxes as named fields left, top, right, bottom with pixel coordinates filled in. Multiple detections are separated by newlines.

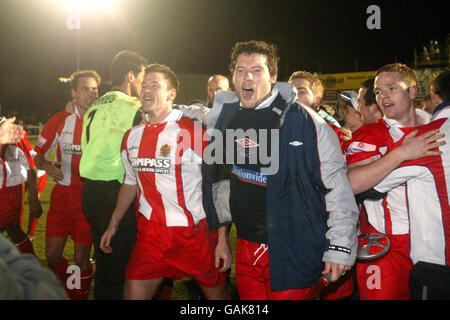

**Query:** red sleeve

left=34, top=111, right=68, bottom=156
left=344, top=123, right=386, bottom=165
left=18, top=131, right=35, bottom=168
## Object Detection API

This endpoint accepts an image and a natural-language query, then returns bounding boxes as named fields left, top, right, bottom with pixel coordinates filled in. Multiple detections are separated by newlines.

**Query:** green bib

left=79, top=91, right=141, bottom=183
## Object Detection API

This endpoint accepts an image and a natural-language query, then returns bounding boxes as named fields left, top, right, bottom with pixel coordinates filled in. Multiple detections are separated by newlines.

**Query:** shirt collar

left=240, top=87, right=279, bottom=110
left=432, top=101, right=450, bottom=116
left=161, top=108, right=182, bottom=123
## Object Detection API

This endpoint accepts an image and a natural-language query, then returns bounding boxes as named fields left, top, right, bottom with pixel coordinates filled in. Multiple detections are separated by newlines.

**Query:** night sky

left=0, top=0, right=448, bottom=118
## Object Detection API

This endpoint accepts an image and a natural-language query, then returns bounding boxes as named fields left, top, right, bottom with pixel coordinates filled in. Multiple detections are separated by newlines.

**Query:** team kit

left=1, top=41, right=449, bottom=300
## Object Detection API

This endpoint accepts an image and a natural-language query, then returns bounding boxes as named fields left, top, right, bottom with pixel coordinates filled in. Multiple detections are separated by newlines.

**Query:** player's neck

left=397, top=105, right=420, bottom=127
left=112, top=84, right=131, bottom=96
left=146, top=106, right=173, bottom=125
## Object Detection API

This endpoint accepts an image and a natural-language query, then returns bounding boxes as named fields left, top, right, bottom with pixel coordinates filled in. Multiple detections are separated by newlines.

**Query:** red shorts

left=320, top=271, right=354, bottom=300
left=356, top=226, right=412, bottom=300
left=0, top=184, right=23, bottom=228
left=46, top=185, right=92, bottom=245
left=125, top=217, right=226, bottom=288
left=235, top=238, right=312, bottom=300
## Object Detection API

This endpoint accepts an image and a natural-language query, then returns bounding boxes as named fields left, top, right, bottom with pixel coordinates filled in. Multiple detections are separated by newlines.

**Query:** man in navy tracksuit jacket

left=202, top=40, right=358, bottom=299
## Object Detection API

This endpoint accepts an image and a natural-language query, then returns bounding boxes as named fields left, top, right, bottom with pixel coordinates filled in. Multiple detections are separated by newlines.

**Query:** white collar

left=384, top=109, right=432, bottom=142
left=146, top=108, right=182, bottom=124
left=252, top=87, right=279, bottom=110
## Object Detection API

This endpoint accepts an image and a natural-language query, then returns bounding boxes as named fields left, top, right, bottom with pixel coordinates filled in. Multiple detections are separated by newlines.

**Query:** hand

left=100, top=224, right=118, bottom=254
left=398, top=129, right=445, bottom=161
left=28, top=197, right=43, bottom=219
left=322, top=262, right=351, bottom=282
left=339, top=127, right=352, bottom=141
left=46, top=162, right=64, bottom=181
left=215, top=239, right=232, bottom=272
left=0, top=117, right=25, bottom=144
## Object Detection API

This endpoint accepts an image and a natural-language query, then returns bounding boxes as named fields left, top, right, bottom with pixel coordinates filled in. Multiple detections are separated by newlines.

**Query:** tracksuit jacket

left=202, top=82, right=359, bottom=291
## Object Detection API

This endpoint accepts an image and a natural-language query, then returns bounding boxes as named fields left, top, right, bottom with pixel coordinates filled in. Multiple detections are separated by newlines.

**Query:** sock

left=157, top=284, right=173, bottom=300
left=70, top=266, right=93, bottom=300
left=27, top=217, right=39, bottom=238
left=51, top=257, right=70, bottom=296
left=15, top=235, right=36, bottom=256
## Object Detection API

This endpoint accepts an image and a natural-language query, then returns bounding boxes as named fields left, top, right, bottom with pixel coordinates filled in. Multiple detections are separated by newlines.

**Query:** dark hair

left=70, top=70, right=101, bottom=89
left=145, top=63, right=180, bottom=91
left=431, top=70, right=450, bottom=102
left=110, top=50, right=148, bottom=86
left=361, top=78, right=376, bottom=106
left=229, top=40, right=279, bottom=77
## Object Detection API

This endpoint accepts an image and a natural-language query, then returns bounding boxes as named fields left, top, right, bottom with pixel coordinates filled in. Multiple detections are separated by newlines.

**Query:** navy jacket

left=202, top=83, right=358, bottom=290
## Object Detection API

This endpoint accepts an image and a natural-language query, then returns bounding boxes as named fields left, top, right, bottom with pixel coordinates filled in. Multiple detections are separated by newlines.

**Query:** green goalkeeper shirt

left=79, top=90, right=141, bottom=183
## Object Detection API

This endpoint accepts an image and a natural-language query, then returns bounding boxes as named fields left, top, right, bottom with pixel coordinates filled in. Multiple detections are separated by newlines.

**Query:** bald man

left=206, top=75, right=230, bottom=108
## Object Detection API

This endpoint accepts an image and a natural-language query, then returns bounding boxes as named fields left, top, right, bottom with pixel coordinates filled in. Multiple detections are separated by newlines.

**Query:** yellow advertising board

left=318, top=68, right=443, bottom=104
left=318, top=71, right=376, bottom=102
left=318, top=71, right=376, bottom=90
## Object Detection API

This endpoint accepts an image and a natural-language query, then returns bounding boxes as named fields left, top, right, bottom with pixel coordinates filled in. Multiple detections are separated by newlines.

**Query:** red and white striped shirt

left=34, top=108, right=84, bottom=188
left=0, top=131, right=35, bottom=188
left=121, top=109, right=207, bottom=227
left=345, top=113, right=431, bottom=235
left=375, top=108, right=450, bottom=266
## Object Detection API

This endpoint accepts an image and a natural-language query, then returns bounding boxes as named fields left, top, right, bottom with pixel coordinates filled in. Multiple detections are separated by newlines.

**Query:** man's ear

left=168, top=88, right=176, bottom=102
left=125, top=71, right=134, bottom=83
left=270, top=74, right=278, bottom=85
left=408, top=85, right=418, bottom=99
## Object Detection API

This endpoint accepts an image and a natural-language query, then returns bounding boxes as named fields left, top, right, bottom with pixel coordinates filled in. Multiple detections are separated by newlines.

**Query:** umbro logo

left=289, top=141, right=303, bottom=146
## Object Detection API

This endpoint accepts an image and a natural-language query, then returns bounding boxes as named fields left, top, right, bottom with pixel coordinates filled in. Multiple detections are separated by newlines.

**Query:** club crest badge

left=160, top=144, right=171, bottom=157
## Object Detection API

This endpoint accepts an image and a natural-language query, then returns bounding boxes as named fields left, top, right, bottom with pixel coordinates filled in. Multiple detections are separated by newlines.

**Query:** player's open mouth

left=242, top=88, right=254, bottom=99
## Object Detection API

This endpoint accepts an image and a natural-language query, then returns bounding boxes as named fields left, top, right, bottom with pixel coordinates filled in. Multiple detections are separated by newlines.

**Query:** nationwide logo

left=131, top=157, right=171, bottom=174
left=62, top=143, right=82, bottom=155
left=231, top=165, right=267, bottom=186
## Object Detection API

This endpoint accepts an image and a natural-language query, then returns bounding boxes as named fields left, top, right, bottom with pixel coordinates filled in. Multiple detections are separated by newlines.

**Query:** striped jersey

left=0, top=131, right=34, bottom=188
left=121, top=109, right=207, bottom=227
left=345, top=113, right=430, bottom=235
left=375, top=107, right=450, bottom=266
left=34, top=108, right=84, bottom=188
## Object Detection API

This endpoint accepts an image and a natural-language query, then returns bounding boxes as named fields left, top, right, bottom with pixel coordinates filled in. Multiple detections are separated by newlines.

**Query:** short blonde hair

left=288, top=70, right=324, bottom=98
left=376, top=63, right=417, bottom=88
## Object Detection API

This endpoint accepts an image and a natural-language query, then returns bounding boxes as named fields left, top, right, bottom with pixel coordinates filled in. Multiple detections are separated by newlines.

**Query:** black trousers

left=409, top=261, right=450, bottom=300
left=82, top=179, right=137, bottom=300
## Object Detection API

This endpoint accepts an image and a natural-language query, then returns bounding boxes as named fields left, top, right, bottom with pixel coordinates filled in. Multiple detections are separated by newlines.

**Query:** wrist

left=217, top=226, right=229, bottom=243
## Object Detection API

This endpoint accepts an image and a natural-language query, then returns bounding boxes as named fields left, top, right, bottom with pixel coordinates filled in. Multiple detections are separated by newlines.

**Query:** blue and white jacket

left=202, top=83, right=358, bottom=290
